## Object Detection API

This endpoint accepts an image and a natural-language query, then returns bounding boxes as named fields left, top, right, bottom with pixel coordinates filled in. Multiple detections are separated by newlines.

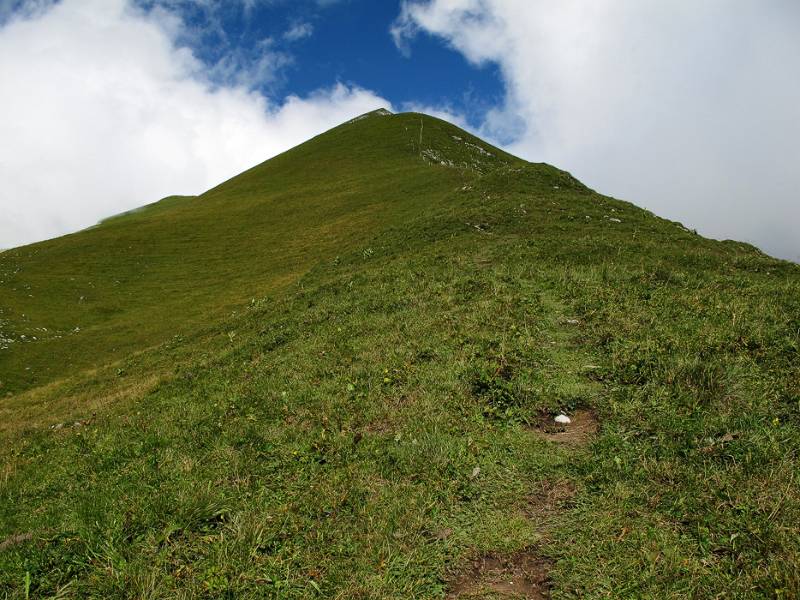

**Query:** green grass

left=0, top=110, right=517, bottom=396
left=1, top=111, right=798, bottom=598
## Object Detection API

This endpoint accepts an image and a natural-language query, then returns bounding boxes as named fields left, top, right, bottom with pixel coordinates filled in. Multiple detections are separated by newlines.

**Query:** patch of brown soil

left=446, top=477, right=578, bottom=598
left=532, top=409, right=598, bottom=446
left=447, top=549, right=552, bottom=599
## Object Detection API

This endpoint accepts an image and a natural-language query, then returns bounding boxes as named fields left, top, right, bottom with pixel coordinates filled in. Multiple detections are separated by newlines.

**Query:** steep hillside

left=0, top=109, right=520, bottom=395
left=1, top=112, right=798, bottom=598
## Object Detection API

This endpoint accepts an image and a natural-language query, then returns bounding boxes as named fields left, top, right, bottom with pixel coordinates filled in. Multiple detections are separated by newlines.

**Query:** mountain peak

left=347, top=108, right=394, bottom=123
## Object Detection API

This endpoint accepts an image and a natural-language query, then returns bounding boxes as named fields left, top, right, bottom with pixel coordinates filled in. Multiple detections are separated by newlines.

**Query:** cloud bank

left=0, top=0, right=389, bottom=248
left=395, top=0, right=800, bottom=261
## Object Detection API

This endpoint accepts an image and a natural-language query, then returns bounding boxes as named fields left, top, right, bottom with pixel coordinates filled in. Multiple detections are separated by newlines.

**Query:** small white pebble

left=555, top=414, right=572, bottom=424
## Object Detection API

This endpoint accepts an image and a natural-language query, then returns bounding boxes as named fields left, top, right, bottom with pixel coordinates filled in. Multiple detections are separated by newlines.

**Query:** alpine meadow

left=1, top=111, right=799, bottom=598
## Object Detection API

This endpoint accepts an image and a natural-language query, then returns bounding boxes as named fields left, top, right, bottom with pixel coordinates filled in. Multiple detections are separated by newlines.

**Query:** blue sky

left=139, top=0, right=504, bottom=131
left=1, top=0, right=799, bottom=260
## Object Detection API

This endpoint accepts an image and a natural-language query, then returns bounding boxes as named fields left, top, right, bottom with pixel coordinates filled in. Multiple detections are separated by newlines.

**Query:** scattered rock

left=699, top=431, right=738, bottom=454
left=49, top=413, right=95, bottom=431
left=554, top=414, right=571, bottom=425
left=434, top=528, right=454, bottom=541
left=565, top=319, right=580, bottom=325
left=532, top=409, right=599, bottom=446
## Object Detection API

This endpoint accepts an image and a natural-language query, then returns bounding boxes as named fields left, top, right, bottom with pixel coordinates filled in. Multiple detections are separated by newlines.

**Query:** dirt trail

left=447, top=292, right=602, bottom=598
left=447, top=551, right=552, bottom=599
left=446, top=414, right=599, bottom=598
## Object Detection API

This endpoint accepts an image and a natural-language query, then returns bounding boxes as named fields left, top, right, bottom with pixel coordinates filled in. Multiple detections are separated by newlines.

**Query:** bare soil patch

left=446, top=408, right=593, bottom=598
left=531, top=409, right=598, bottom=446
left=447, top=549, right=552, bottom=599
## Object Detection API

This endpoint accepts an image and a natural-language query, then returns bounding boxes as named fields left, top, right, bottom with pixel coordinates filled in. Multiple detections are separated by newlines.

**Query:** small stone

left=554, top=414, right=571, bottom=425
left=434, top=528, right=453, bottom=540
left=470, top=466, right=481, bottom=479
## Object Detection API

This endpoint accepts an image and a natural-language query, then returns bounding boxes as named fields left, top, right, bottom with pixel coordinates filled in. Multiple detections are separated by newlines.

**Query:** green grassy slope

left=0, top=110, right=519, bottom=395
left=1, top=112, right=799, bottom=598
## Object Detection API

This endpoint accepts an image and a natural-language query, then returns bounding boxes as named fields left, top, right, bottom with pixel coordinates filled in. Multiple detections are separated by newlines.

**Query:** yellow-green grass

left=0, top=111, right=519, bottom=395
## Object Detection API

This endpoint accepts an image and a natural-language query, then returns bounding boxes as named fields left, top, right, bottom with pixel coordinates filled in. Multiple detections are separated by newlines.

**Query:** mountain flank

left=1, top=110, right=798, bottom=598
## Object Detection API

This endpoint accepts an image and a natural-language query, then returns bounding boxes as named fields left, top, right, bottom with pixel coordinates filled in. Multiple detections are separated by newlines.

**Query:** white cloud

left=395, top=0, right=800, bottom=261
left=0, top=0, right=390, bottom=248
left=283, top=21, right=313, bottom=42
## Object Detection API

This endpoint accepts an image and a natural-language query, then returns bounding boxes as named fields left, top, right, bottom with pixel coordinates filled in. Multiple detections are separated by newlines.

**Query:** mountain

left=0, top=110, right=521, bottom=397
left=1, top=111, right=798, bottom=598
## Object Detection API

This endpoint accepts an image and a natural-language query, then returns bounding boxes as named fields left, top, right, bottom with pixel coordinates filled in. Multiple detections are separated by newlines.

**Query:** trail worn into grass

left=445, top=288, right=601, bottom=599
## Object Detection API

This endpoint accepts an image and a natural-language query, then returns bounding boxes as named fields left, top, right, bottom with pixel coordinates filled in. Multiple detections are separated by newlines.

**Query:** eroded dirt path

left=440, top=284, right=604, bottom=599
left=531, top=409, right=599, bottom=446
left=447, top=551, right=553, bottom=599
left=446, top=412, right=600, bottom=598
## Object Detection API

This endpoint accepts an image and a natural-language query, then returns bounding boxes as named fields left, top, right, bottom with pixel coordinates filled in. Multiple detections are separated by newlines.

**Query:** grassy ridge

left=0, top=110, right=516, bottom=394
left=1, top=113, right=798, bottom=598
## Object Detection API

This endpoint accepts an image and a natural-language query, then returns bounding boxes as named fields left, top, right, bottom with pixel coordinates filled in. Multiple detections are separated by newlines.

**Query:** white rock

left=554, top=414, right=572, bottom=424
